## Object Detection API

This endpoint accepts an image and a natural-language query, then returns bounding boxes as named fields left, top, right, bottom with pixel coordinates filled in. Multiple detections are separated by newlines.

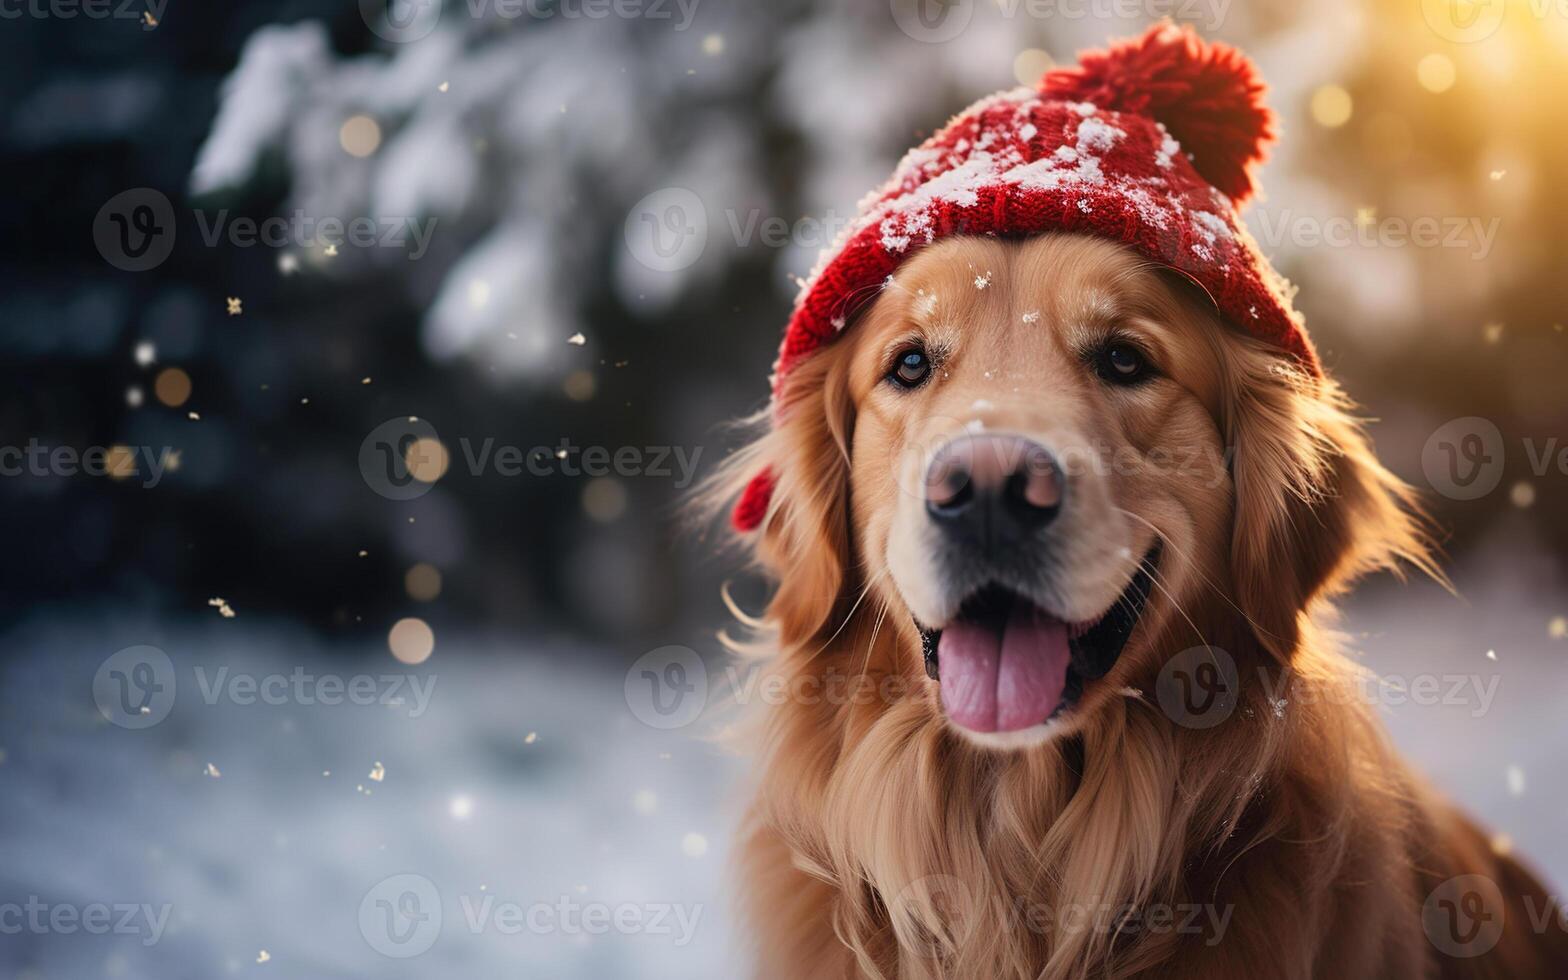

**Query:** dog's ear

left=703, top=344, right=858, bottom=649
left=1223, top=341, right=1437, bottom=660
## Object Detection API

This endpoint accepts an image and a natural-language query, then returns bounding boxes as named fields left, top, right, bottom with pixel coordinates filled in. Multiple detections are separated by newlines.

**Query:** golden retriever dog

left=703, top=233, right=1566, bottom=979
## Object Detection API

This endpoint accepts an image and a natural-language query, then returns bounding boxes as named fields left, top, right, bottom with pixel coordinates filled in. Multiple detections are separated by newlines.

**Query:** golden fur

left=703, top=235, right=1565, bottom=978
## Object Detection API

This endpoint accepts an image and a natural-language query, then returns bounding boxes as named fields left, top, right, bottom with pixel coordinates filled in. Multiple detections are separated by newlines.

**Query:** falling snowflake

left=369, top=762, right=386, bottom=782
left=973, top=271, right=992, bottom=290
left=205, top=762, right=222, bottom=778
left=1021, top=310, right=1040, bottom=324
left=208, top=597, right=236, bottom=619
left=567, top=332, right=586, bottom=346
left=226, top=297, right=243, bottom=316
left=1506, top=765, right=1525, bottom=796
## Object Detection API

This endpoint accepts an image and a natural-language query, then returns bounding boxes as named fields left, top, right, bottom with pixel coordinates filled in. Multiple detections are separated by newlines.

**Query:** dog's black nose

left=925, top=434, right=1061, bottom=544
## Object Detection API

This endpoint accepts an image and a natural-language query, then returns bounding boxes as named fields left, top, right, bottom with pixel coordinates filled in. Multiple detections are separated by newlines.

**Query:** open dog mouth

left=917, top=545, right=1161, bottom=734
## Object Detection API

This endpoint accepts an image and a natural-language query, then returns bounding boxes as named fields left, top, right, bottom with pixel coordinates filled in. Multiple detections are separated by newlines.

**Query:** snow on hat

left=733, top=23, right=1314, bottom=532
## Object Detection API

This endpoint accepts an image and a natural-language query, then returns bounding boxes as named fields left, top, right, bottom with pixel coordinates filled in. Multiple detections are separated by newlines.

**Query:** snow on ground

left=0, top=611, right=743, bottom=979
left=0, top=558, right=1562, bottom=978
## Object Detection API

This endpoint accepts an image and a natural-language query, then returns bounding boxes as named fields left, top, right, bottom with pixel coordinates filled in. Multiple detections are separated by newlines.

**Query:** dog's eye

left=888, top=348, right=931, bottom=388
left=1094, top=343, right=1152, bottom=385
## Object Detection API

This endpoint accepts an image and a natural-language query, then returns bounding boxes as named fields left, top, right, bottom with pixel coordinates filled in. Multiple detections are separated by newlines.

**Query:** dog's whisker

left=1109, top=508, right=1210, bottom=652
left=809, top=562, right=893, bottom=662
left=1114, top=507, right=1265, bottom=644
left=861, top=599, right=892, bottom=682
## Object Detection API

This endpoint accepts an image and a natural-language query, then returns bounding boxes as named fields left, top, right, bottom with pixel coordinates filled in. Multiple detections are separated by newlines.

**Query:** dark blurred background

left=0, top=1, right=1564, bottom=977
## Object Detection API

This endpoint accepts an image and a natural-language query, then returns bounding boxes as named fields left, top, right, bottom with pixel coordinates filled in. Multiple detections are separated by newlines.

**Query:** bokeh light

left=1417, top=53, right=1457, bottom=93
left=154, top=367, right=191, bottom=407
left=405, top=438, right=449, bottom=484
left=1310, top=84, right=1353, bottom=128
left=338, top=114, right=381, bottom=157
left=405, top=563, right=442, bottom=601
left=388, top=617, right=435, bottom=664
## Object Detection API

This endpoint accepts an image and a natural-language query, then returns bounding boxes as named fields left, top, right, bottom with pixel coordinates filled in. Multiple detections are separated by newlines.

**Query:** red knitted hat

left=733, top=24, right=1314, bottom=532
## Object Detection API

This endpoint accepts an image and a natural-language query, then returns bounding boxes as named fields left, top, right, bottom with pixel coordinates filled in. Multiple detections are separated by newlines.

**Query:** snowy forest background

left=2, top=0, right=1566, bottom=976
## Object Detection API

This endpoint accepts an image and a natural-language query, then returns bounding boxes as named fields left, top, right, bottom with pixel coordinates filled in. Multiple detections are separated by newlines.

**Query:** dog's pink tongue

left=938, top=603, right=1070, bottom=733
